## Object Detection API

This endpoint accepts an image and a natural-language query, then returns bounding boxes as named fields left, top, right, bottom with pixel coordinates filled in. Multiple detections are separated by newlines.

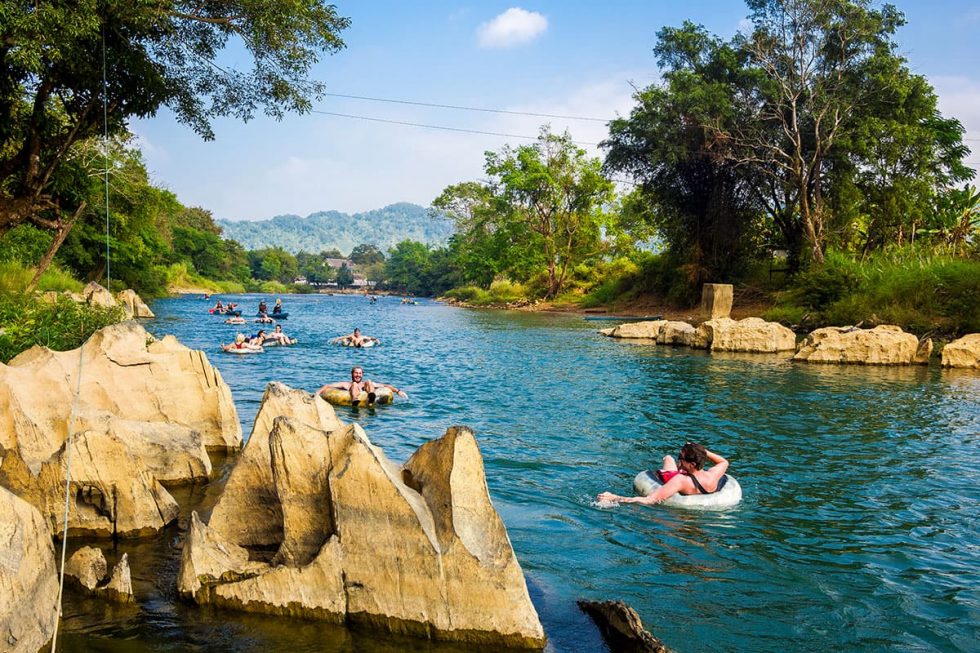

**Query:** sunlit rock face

left=116, top=289, right=155, bottom=318
left=0, top=322, right=238, bottom=537
left=0, top=486, right=58, bottom=652
left=603, top=320, right=666, bottom=340
left=693, top=317, right=797, bottom=353
left=180, top=383, right=546, bottom=649
left=793, top=325, right=931, bottom=365
left=941, top=334, right=980, bottom=369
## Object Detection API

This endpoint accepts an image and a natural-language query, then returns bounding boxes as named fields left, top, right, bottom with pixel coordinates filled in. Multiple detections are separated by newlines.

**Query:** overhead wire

left=322, top=92, right=611, bottom=122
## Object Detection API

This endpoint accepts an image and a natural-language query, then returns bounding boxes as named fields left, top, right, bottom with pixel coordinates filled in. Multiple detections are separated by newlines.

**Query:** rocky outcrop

left=941, top=334, right=980, bottom=369
left=794, top=325, right=931, bottom=365
left=0, top=321, right=235, bottom=538
left=578, top=600, right=671, bottom=653
left=116, top=289, right=155, bottom=318
left=0, top=486, right=59, bottom=652
left=65, top=547, right=134, bottom=603
left=180, top=384, right=545, bottom=649
left=658, top=321, right=697, bottom=346
left=82, top=281, right=116, bottom=309
left=0, top=321, right=240, bottom=472
left=693, top=317, right=797, bottom=353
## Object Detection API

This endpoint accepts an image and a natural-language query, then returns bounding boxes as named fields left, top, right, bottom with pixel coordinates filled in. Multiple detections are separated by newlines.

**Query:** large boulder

left=0, top=321, right=240, bottom=474
left=116, top=289, right=155, bottom=319
left=659, top=321, right=697, bottom=346
left=941, top=334, right=980, bottom=369
left=65, top=547, right=134, bottom=603
left=82, top=281, right=116, bottom=309
left=794, top=325, right=931, bottom=365
left=693, top=317, right=797, bottom=353
left=0, top=486, right=59, bottom=652
left=180, top=384, right=545, bottom=649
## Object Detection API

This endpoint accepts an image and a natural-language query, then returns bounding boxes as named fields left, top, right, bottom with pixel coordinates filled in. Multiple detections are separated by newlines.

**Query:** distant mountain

left=217, top=202, right=454, bottom=255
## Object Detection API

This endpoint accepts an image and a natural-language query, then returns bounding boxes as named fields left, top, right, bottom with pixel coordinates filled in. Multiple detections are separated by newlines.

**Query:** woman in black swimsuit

left=597, top=442, right=729, bottom=506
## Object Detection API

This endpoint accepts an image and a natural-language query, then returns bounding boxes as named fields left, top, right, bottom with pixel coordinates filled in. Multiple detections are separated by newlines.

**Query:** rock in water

left=0, top=487, right=59, bottom=652
left=179, top=383, right=546, bottom=649
left=578, top=599, right=672, bottom=653
left=794, top=325, right=930, bottom=365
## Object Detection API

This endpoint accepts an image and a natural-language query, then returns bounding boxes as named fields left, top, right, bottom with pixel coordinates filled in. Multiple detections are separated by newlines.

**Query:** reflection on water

left=54, top=294, right=980, bottom=653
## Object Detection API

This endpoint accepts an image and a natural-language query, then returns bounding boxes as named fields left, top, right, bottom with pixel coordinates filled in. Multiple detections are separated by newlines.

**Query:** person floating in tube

left=597, top=443, right=729, bottom=506
left=318, top=366, right=407, bottom=407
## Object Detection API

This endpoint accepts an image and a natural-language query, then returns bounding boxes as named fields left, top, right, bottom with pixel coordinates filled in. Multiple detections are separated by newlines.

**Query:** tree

left=0, top=1, right=350, bottom=235
left=349, top=243, right=385, bottom=265
left=385, top=240, right=433, bottom=295
left=335, top=262, right=354, bottom=288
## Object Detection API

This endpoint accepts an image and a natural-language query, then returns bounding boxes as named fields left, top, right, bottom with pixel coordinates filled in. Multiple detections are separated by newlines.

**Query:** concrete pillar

left=700, top=283, right=733, bottom=319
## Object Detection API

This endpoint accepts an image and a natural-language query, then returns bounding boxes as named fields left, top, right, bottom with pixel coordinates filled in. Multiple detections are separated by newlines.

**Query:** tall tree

left=0, top=1, right=350, bottom=235
left=483, top=127, right=615, bottom=298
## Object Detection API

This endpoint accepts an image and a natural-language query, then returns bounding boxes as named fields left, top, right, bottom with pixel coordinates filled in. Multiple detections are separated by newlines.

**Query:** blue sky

left=133, top=1, right=980, bottom=221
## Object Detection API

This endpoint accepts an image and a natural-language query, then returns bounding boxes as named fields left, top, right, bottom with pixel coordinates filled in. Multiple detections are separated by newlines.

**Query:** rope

left=49, top=347, right=85, bottom=652
left=102, top=25, right=111, bottom=289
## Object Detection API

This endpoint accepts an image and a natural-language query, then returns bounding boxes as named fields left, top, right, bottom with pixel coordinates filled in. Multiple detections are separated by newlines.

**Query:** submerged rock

left=180, top=383, right=545, bottom=649
left=693, top=317, right=797, bottom=353
left=941, top=334, right=980, bottom=369
left=794, top=325, right=931, bottom=365
left=0, top=486, right=59, bottom=652
left=578, top=600, right=671, bottom=653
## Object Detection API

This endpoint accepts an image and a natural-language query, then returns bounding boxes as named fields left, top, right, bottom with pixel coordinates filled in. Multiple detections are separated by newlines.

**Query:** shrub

left=0, top=294, right=126, bottom=363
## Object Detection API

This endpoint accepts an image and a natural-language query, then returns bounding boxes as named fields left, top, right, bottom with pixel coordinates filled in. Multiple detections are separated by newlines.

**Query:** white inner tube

left=223, top=346, right=263, bottom=354
left=633, top=470, right=742, bottom=509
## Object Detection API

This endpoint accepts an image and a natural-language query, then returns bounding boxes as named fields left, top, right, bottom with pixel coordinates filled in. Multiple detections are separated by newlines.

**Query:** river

left=57, top=293, right=980, bottom=652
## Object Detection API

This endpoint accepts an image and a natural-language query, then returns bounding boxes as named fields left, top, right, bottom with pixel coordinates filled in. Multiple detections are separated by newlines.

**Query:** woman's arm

left=704, top=449, right=729, bottom=479
left=597, top=476, right=686, bottom=506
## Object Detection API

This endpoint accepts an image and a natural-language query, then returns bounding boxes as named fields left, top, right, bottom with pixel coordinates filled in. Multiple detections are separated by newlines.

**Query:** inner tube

left=320, top=386, right=393, bottom=407
left=257, top=312, right=288, bottom=319
left=223, top=346, right=263, bottom=355
left=262, top=338, right=297, bottom=347
left=633, top=470, right=742, bottom=509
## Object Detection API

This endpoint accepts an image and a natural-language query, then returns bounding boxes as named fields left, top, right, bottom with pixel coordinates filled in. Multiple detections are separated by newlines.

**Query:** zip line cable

left=322, top=92, right=611, bottom=122
left=103, top=27, right=110, bottom=289
left=309, top=109, right=601, bottom=146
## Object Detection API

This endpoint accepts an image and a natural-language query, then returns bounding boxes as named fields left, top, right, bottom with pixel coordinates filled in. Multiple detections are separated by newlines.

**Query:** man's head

left=351, top=366, right=364, bottom=381
left=275, top=325, right=282, bottom=332
left=353, top=328, right=361, bottom=336
left=678, top=442, right=707, bottom=470
left=257, top=330, right=266, bottom=338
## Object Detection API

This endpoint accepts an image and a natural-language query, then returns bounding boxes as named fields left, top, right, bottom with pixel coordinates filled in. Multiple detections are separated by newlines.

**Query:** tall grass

left=442, top=279, right=529, bottom=305
left=764, top=248, right=980, bottom=335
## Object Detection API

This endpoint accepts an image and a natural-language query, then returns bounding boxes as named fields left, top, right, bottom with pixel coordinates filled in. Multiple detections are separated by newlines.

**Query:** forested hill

left=217, top=203, right=453, bottom=255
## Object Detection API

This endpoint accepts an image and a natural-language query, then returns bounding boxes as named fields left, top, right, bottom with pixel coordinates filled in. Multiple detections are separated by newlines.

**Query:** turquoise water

left=58, top=294, right=980, bottom=652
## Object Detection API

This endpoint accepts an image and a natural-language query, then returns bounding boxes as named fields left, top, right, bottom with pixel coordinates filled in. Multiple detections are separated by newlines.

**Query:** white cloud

left=736, top=17, right=753, bottom=34
left=477, top=8, right=548, bottom=49
left=931, top=75, right=980, bottom=177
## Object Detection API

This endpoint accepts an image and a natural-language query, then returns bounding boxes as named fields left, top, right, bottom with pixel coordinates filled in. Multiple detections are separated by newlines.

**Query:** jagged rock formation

left=578, top=600, right=672, bottom=653
left=941, top=334, right=980, bottom=369
left=64, top=547, right=134, bottom=603
left=693, top=317, right=797, bottom=353
left=0, top=322, right=238, bottom=537
left=179, top=383, right=545, bottom=649
left=0, top=487, right=59, bottom=652
left=794, top=325, right=932, bottom=365
left=116, top=289, right=155, bottom=318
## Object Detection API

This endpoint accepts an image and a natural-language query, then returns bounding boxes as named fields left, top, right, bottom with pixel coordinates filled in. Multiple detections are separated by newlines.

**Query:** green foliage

left=0, top=1, right=350, bottom=233
left=349, top=243, right=385, bottom=265
left=442, top=280, right=528, bottom=305
left=0, top=293, right=125, bottom=363
left=768, top=248, right=980, bottom=335
left=335, top=263, right=354, bottom=288
left=0, top=225, right=53, bottom=266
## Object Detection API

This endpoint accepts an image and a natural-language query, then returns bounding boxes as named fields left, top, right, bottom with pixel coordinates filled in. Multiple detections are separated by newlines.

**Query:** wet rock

left=0, top=486, right=58, bottom=653
left=693, top=317, right=797, bottom=353
left=941, top=334, right=980, bottom=369
left=101, top=553, right=134, bottom=603
left=578, top=600, right=671, bottom=653
left=794, top=325, right=929, bottom=365
left=66, top=546, right=108, bottom=590
left=181, top=384, right=545, bottom=649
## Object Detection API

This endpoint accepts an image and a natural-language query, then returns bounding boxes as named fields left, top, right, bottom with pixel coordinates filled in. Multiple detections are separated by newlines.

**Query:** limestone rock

left=693, top=317, right=796, bottom=353
left=659, top=321, right=696, bottom=346
left=578, top=600, right=671, bottom=653
left=700, top=283, right=733, bottom=319
left=0, top=486, right=58, bottom=653
left=83, top=282, right=117, bottom=309
left=66, top=546, right=108, bottom=591
left=208, top=382, right=342, bottom=548
left=181, top=384, right=545, bottom=649
left=941, top=334, right=980, bottom=369
left=0, top=321, right=240, bottom=476
left=794, top=325, right=928, bottom=365
left=116, top=289, right=155, bottom=319
left=101, top=553, right=135, bottom=603
left=0, top=429, right=180, bottom=538
left=604, top=320, right=666, bottom=340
